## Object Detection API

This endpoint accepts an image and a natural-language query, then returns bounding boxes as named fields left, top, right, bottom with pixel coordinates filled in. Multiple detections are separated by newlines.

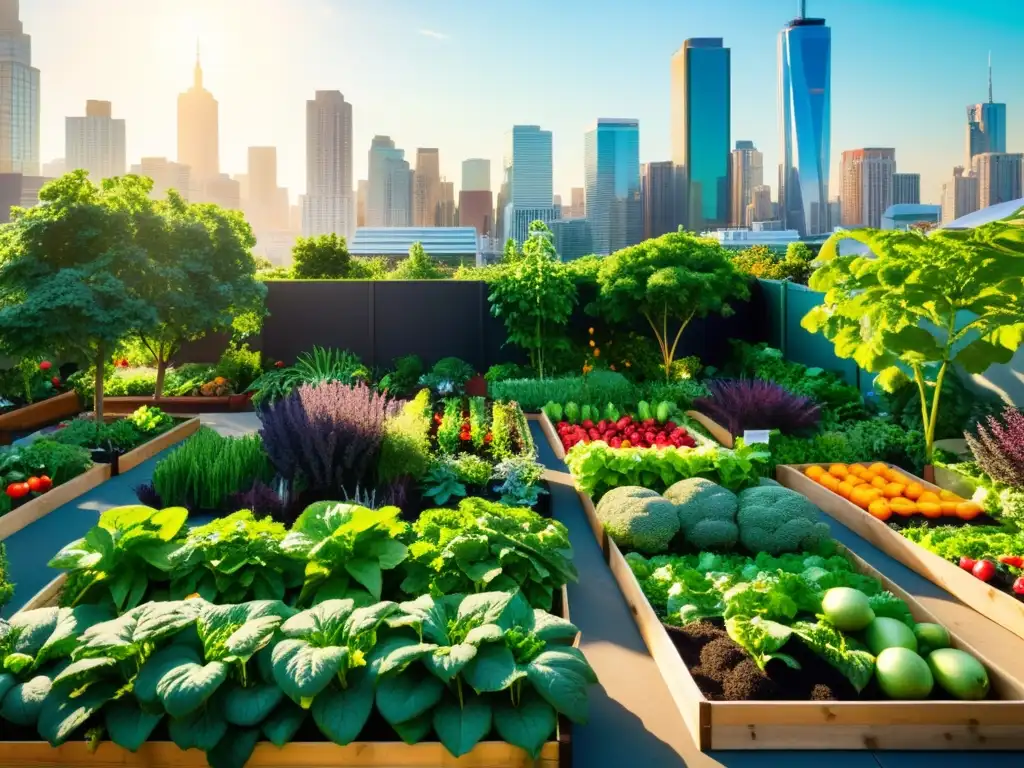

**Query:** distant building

left=246, top=147, right=288, bottom=235
left=672, top=38, right=731, bottom=231
left=356, top=179, right=367, bottom=227
left=941, top=166, right=979, bottom=224
left=966, top=56, right=1007, bottom=165
left=502, top=125, right=559, bottom=243
left=461, top=158, right=490, bottom=192
left=891, top=172, right=921, bottom=205
left=437, top=180, right=455, bottom=226
left=748, top=184, right=773, bottom=227
left=549, top=218, right=593, bottom=261
left=569, top=187, right=585, bottom=218
left=584, top=118, right=641, bottom=255
left=413, top=148, right=440, bottom=227
left=350, top=226, right=479, bottom=264
left=41, top=158, right=65, bottom=178
left=840, top=148, right=895, bottom=228
left=0, top=172, right=51, bottom=222
left=131, top=157, right=191, bottom=201
left=177, top=46, right=218, bottom=183
left=458, top=189, right=493, bottom=237
left=730, top=140, right=763, bottom=227
left=972, top=152, right=1023, bottom=209
left=641, top=161, right=675, bottom=239
left=367, top=135, right=412, bottom=227
left=65, top=100, right=126, bottom=183
left=504, top=206, right=561, bottom=246
left=881, top=204, right=942, bottom=231
left=828, top=197, right=841, bottom=230
left=201, top=173, right=240, bottom=210
left=703, top=227, right=800, bottom=250
left=303, top=90, right=354, bottom=239
left=0, top=1, right=40, bottom=175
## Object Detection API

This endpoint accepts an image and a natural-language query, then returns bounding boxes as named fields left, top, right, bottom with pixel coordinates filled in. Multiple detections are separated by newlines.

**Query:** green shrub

left=767, top=421, right=926, bottom=475
left=68, top=364, right=218, bottom=400
left=14, top=439, right=93, bottom=485
left=377, top=354, right=423, bottom=398
left=377, top=389, right=433, bottom=484
left=52, top=418, right=145, bottom=453
left=0, top=544, right=12, bottom=609
left=484, top=362, right=532, bottom=384
left=247, top=346, right=369, bottom=406
left=152, top=427, right=274, bottom=510
left=214, top=343, right=263, bottom=391
left=490, top=371, right=636, bottom=412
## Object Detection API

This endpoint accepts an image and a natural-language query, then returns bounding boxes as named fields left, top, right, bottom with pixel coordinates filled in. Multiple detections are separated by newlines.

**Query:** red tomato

left=38, top=360, right=52, bottom=371
left=972, top=560, right=996, bottom=582
left=26, top=476, right=42, bottom=492
left=51, top=377, right=61, bottom=388
left=5, top=482, right=30, bottom=499
left=37, top=476, right=52, bottom=492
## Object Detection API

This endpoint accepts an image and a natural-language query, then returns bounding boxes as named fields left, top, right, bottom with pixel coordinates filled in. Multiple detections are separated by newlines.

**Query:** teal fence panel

left=757, top=279, right=786, bottom=351
left=779, top=283, right=862, bottom=389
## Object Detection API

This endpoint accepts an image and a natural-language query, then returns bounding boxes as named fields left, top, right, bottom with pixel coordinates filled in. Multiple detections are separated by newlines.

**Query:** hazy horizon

left=27, top=0, right=1024, bottom=207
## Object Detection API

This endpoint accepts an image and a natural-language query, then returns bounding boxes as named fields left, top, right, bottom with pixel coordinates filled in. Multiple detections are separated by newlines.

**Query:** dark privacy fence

left=178, top=279, right=765, bottom=373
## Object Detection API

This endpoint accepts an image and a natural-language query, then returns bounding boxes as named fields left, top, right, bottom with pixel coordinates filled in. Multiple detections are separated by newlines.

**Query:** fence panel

left=781, top=283, right=861, bottom=388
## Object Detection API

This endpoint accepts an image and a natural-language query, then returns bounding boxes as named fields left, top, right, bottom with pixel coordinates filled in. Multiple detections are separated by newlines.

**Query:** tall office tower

left=828, top=197, right=841, bottom=230
left=413, top=148, right=441, bottom=226
left=367, top=135, right=412, bottom=227
left=941, top=166, right=979, bottom=224
left=966, top=55, right=1007, bottom=165
left=972, top=152, right=1023, bottom=209
left=502, top=125, right=559, bottom=243
left=131, top=157, right=191, bottom=201
left=748, top=184, right=773, bottom=226
left=177, top=44, right=218, bottom=183
left=437, top=180, right=455, bottom=226
left=671, top=38, right=731, bottom=231
left=65, top=101, right=126, bottom=182
left=356, top=180, right=367, bottom=227
left=458, top=190, right=493, bottom=236
left=778, top=1, right=831, bottom=236
left=570, top=187, right=585, bottom=218
left=41, top=158, right=65, bottom=178
left=840, top=148, right=895, bottom=228
left=584, top=119, right=641, bottom=255
left=461, top=158, right=490, bottom=192
left=202, top=174, right=240, bottom=210
left=892, top=173, right=921, bottom=205
left=0, top=0, right=39, bottom=175
left=553, top=194, right=562, bottom=209
left=246, top=147, right=288, bottom=235
left=303, top=90, right=354, bottom=239
left=641, top=161, right=675, bottom=240
left=730, top=140, right=764, bottom=226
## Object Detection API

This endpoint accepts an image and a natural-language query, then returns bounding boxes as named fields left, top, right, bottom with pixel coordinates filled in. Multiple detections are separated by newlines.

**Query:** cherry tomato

left=37, top=476, right=52, bottom=492
left=972, top=559, right=996, bottom=582
left=51, top=376, right=61, bottom=388
left=958, top=556, right=976, bottom=572
left=38, top=360, right=52, bottom=371
left=5, top=482, right=30, bottom=499
left=26, top=476, right=42, bottom=492
left=1013, top=578, right=1024, bottom=596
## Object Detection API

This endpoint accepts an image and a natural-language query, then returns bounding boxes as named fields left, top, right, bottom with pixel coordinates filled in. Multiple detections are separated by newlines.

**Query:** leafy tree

left=731, top=242, right=815, bottom=283
left=596, top=231, right=749, bottom=380
left=390, top=242, right=444, bottom=280
left=489, top=221, right=576, bottom=378
left=350, top=255, right=390, bottom=279
left=0, top=171, right=157, bottom=419
left=502, top=237, right=524, bottom=264
left=291, top=233, right=356, bottom=279
left=802, top=209, right=1024, bottom=462
left=134, top=188, right=266, bottom=398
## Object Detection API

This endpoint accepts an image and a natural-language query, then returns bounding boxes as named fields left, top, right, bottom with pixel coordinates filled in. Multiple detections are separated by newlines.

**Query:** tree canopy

left=390, top=242, right=445, bottom=280
left=291, top=233, right=355, bottom=279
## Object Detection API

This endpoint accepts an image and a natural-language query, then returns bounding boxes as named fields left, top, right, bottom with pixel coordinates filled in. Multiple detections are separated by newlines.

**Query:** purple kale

left=134, top=482, right=164, bottom=508
left=258, top=381, right=395, bottom=496
left=965, top=406, right=1024, bottom=487
left=230, top=481, right=288, bottom=522
left=694, top=378, right=821, bottom=437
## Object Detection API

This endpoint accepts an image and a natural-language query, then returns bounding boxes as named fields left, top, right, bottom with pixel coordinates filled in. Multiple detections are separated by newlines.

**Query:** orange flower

left=625, top=361, right=632, bottom=368
left=588, top=327, right=594, bottom=335
left=589, top=340, right=595, bottom=348
left=609, top=364, right=617, bottom=371
left=582, top=363, right=593, bottom=374
left=593, top=348, right=601, bottom=358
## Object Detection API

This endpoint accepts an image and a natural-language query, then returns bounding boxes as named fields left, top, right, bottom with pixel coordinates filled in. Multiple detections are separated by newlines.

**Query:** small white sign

left=743, top=429, right=771, bottom=445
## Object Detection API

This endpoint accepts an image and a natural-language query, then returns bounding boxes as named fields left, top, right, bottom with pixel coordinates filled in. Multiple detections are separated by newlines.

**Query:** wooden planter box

left=933, top=464, right=981, bottom=499
left=0, top=464, right=110, bottom=542
left=777, top=463, right=1024, bottom=644
left=113, top=417, right=201, bottom=475
left=103, top=394, right=252, bottom=416
left=536, top=425, right=1024, bottom=750
left=537, top=409, right=730, bottom=463
left=0, top=391, right=81, bottom=445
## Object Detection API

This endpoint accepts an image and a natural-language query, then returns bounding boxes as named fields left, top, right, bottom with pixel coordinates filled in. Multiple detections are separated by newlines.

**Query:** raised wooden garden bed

left=0, top=391, right=81, bottom=445
left=536, top=425, right=1024, bottom=751
left=102, top=393, right=252, bottom=416
left=114, top=416, right=201, bottom=474
left=778, top=463, right=1024, bottom=645
left=0, top=464, right=110, bottom=541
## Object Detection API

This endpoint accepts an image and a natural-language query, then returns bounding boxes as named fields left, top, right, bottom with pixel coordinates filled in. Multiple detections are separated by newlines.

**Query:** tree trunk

left=154, top=356, right=167, bottom=400
left=94, top=343, right=105, bottom=422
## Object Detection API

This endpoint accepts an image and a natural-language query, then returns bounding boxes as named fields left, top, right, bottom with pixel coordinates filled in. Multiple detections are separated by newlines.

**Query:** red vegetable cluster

left=555, top=415, right=696, bottom=452
left=5, top=475, right=52, bottom=499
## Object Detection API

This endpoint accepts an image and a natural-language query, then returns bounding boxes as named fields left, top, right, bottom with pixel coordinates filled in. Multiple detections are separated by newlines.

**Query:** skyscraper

left=892, top=173, right=921, bottom=205
left=749, top=185, right=773, bottom=226
left=367, top=135, right=412, bottom=227
left=246, top=147, right=288, bottom=235
left=672, top=38, right=731, bottom=231
left=584, top=119, right=641, bottom=255
left=413, top=148, right=441, bottom=226
left=0, top=0, right=39, bottom=175
left=972, top=152, right=1023, bottom=209
left=177, top=44, right=218, bottom=183
left=730, top=140, right=763, bottom=227
left=778, top=1, right=831, bottom=236
left=840, top=148, right=895, bottom=228
left=437, top=180, right=455, bottom=227
left=303, top=90, right=354, bottom=239
left=569, top=187, right=585, bottom=218
left=131, top=158, right=191, bottom=201
left=461, top=159, right=490, bottom=192
left=966, top=55, right=1007, bottom=165
left=356, top=180, right=367, bottom=227
left=502, top=125, right=559, bottom=244
left=941, top=166, right=979, bottom=224
left=65, top=101, right=126, bottom=182
left=641, top=161, right=675, bottom=240
left=458, top=190, right=493, bottom=237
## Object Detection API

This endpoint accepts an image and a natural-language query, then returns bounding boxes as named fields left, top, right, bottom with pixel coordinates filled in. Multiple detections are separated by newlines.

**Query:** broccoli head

left=664, top=478, right=739, bottom=551
left=736, top=485, right=832, bottom=555
left=595, top=486, right=680, bottom=554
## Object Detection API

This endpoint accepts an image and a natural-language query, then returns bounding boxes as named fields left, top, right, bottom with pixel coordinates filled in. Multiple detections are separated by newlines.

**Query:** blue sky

left=27, top=0, right=1024, bottom=206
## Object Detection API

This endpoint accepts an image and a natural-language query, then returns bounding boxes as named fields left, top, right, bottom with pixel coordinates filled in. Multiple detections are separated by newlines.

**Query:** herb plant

left=965, top=406, right=1024, bottom=488
left=377, top=389, right=433, bottom=485
left=248, top=347, right=370, bottom=406
left=421, top=461, right=468, bottom=506
left=694, top=379, right=821, bottom=437
left=437, top=398, right=463, bottom=455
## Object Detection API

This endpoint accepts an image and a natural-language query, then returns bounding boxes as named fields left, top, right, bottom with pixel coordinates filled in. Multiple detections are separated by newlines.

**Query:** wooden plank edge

left=0, top=464, right=111, bottom=542
left=116, top=417, right=201, bottom=474
left=0, top=391, right=81, bottom=431
left=16, top=574, right=66, bottom=613
left=684, top=410, right=734, bottom=449
left=777, top=463, right=1024, bottom=650
left=536, top=410, right=566, bottom=461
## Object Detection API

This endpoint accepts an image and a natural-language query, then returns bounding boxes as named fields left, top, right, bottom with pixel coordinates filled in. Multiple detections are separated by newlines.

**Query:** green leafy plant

left=803, top=212, right=1024, bottom=462
left=468, top=397, right=489, bottom=450
left=490, top=401, right=534, bottom=460
left=0, top=544, right=14, bottom=609
left=437, top=398, right=464, bottom=455
left=595, top=231, right=749, bottom=380
left=421, top=462, right=468, bottom=506
left=291, top=232, right=356, bottom=279
left=126, top=405, right=174, bottom=434
left=378, top=389, right=434, bottom=485
left=0, top=439, right=93, bottom=490
left=490, top=371, right=636, bottom=412
left=390, top=241, right=446, bottom=280
left=451, top=454, right=495, bottom=487
left=489, top=221, right=577, bottom=378
left=377, top=355, right=424, bottom=398
left=492, top=457, right=546, bottom=508
left=247, top=347, right=370, bottom=406
left=215, top=343, right=263, bottom=392
left=484, top=363, right=532, bottom=385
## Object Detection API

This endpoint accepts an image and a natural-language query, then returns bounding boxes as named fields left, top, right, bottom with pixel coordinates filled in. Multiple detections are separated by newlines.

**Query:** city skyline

left=20, top=0, right=1024, bottom=208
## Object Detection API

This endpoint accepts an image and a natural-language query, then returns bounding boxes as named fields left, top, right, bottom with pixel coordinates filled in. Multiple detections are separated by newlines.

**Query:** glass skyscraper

left=0, top=0, right=40, bottom=176
left=584, top=119, right=641, bottom=255
left=778, top=3, right=831, bottom=236
left=671, top=39, right=731, bottom=232
left=966, top=58, right=1006, bottom=165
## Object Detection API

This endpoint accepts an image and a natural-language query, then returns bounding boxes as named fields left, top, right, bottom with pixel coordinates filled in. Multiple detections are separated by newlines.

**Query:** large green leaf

left=156, top=659, right=230, bottom=718
left=463, top=643, right=522, bottom=693
left=424, top=643, right=478, bottom=683
left=104, top=699, right=162, bottom=752
left=168, top=705, right=227, bottom=751
left=1, top=675, right=51, bottom=726
left=208, top=727, right=260, bottom=768
left=492, top=692, right=558, bottom=758
left=271, top=639, right=347, bottom=703
left=525, top=647, right=594, bottom=723
left=77, top=601, right=200, bottom=660
left=223, top=683, right=284, bottom=727
left=135, top=644, right=200, bottom=710
left=261, top=700, right=306, bottom=747
left=344, top=558, right=382, bottom=599
left=531, top=611, right=579, bottom=644
left=51, top=656, right=117, bottom=690
left=432, top=693, right=493, bottom=757
left=311, top=667, right=375, bottom=745
left=37, top=680, right=118, bottom=747
left=375, top=665, right=445, bottom=725
left=391, top=712, right=434, bottom=745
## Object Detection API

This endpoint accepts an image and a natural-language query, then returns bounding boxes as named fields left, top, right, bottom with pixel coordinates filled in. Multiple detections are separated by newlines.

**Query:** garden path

left=0, top=413, right=1019, bottom=767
